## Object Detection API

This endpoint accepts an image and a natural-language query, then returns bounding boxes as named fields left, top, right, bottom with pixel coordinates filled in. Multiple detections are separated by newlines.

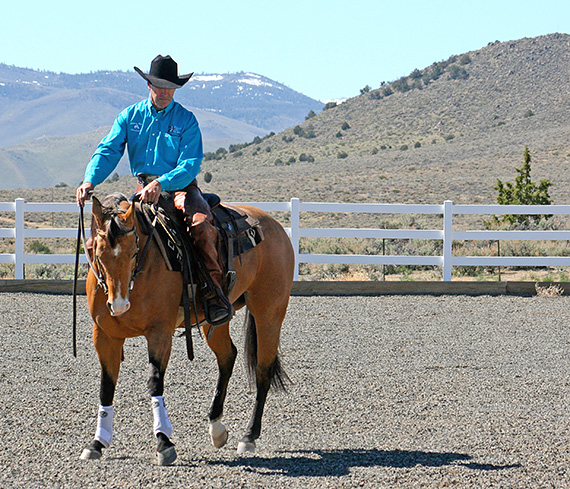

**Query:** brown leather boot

left=191, top=220, right=234, bottom=325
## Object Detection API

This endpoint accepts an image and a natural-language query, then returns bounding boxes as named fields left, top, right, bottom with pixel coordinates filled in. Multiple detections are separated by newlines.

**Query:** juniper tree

left=493, top=146, right=552, bottom=226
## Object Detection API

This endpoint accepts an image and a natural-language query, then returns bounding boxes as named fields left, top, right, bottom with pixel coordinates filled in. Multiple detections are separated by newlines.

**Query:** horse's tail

left=244, top=309, right=290, bottom=391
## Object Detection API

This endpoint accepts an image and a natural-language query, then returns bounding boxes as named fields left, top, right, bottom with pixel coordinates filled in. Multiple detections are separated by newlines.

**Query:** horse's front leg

left=147, top=327, right=177, bottom=466
left=80, top=325, right=124, bottom=461
left=203, top=322, right=237, bottom=449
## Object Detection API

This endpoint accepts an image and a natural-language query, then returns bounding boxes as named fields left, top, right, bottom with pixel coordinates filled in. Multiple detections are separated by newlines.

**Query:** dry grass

left=535, top=282, right=565, bottom=297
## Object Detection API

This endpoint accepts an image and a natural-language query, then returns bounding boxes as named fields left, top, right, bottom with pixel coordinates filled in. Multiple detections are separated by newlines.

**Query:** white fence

left=2, top=198, right=570, bottom=281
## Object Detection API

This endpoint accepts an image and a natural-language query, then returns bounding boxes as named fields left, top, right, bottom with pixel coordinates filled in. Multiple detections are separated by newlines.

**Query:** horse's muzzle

left=107, top=298, right=131, bottom=316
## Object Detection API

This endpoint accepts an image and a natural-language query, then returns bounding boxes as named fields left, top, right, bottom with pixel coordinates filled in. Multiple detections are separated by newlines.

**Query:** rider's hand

left=76, top=182, right=95, bottom=207
left=138, top=180, right=162, bottom=205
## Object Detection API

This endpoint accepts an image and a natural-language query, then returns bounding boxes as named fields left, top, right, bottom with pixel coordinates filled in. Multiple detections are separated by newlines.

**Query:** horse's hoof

left=157, top=446, right=177, bottom=466
left=209, top=420, right=228, bottom=448
left=80, top=447, right=102, bottom=460
left=237, top=441, right=256, bottom=454
left=80, top=440, right=104, bottom=461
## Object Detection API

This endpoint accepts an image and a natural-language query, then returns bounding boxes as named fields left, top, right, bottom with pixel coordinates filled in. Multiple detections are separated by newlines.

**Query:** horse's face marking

left=94, top=214, right=138, bottom=315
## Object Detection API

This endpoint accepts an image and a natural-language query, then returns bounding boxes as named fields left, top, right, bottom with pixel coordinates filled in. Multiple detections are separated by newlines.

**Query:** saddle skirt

left=135, top=193, right=264, bottom=286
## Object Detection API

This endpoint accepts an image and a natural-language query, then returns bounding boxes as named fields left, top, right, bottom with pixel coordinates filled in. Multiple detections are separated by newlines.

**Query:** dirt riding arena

left=1, top=292, right=570, bottom=488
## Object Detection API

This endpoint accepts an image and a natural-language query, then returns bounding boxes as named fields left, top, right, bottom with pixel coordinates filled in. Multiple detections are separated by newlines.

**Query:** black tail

left=244, top=309, right=290, bottom=391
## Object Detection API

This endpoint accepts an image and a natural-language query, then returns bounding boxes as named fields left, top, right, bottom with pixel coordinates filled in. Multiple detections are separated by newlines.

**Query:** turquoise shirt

left=83, top=98, right=203, bottom=191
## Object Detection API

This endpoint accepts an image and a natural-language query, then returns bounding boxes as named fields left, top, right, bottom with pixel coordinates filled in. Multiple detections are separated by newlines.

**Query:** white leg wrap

left=94, top=405, right=114, bottom=448
left=151, top=396, right=172, bottom=439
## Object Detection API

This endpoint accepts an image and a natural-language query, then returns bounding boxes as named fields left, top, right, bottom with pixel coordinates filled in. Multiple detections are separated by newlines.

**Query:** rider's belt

left=137, top=173, right=160, bottom=186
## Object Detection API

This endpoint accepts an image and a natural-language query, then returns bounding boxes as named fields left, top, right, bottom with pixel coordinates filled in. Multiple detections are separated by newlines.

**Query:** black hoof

left=156, top=432, right=177, bottom=466
left=80, top=440, right=105, bottom=460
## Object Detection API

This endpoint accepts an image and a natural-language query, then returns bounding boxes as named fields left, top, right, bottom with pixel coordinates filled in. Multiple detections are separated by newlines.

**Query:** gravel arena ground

left=1, top=292, right=570, bottom=488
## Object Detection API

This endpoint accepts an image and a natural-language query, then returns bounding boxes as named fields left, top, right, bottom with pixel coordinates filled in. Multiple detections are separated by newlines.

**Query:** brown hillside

left=201, top=33, right=570, bottom=206
left=2, top=33, right=570, bottom=209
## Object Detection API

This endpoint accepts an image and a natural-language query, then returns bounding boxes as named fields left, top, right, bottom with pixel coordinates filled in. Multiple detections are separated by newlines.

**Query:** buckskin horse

left=79, top=193, right=294, bottom=465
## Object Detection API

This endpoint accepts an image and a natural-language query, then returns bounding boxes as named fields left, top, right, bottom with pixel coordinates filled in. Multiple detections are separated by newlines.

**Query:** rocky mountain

left=0, top=66, right=323, bottom=188
left=196, top=33, right=570, bottom=207
left=2, top=34, right=570, bottom=203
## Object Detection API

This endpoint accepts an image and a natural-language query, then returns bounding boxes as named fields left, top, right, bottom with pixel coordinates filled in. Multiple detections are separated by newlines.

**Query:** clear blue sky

left=2, top=0, right=569, bottom=102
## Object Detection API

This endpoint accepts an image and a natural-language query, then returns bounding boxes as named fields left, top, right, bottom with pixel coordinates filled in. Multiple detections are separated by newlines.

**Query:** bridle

left=82, top=202, right=157, bottom=297
left=73, top=201, right=158, bottom=357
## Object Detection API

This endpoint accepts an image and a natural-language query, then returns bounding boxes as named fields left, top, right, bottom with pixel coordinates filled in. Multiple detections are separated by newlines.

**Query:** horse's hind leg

left=80, top=326, right=124, bottom=461
left=238, top=310, right=288, bottom=454
left=203, top=322, right=237, bottom=449
left=146, top=328, right=177, bottom=466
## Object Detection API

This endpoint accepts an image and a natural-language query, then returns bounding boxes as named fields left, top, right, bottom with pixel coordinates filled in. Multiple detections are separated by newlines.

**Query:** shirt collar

left=147, top=97, right=175, bottom=116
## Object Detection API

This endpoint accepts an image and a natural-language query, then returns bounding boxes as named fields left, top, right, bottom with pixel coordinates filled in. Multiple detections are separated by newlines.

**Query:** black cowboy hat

left=134, top=55, right=193, bottom=89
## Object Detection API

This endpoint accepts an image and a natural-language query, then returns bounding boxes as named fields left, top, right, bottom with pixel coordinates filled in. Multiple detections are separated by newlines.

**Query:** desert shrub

left=524, top=109, right=534, bottom=118
left=490, top=145, right=552, bottom=227
left=400, top=145, right=409, bottom=151
left=448, top=65, right=469, bottom=80
left=305, top=110, right=316, bottom=120
left=303, top=127, right=316, bottom=139
left=274, top=158, right=284, bottom=166
left=360, top=85, right=371, bottom=94
left=288, top=156, right=296, bottom=164
left=203, top=171, right=212, bottom=183
left=382, top=86, right=393, bottom=97
left=335, top=131, right=343, bottom=138
left=392, top=77, right=410, bottom=93
left=27, top=240, right=51, bottom=254
left=409, top=68, right=422, bottom=79
left=323, top=102, right=337, bottom=110
left=299, top=153, right=315, bottom=162
left=341, top=122, right=350, bottom=130
left=444, top=134, right=455, bottom=141
left=337, top=151, right=348, bottom=159
left=414, top=142, right=421, bottom=148
left=459, top=54, right=472, bottom=65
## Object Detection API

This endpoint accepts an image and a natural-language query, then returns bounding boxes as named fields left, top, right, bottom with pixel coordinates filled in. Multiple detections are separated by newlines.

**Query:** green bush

left=490, top=145, right=553, bottom=227
left=341, top=122, right=350, bottom=130
left=203, top=171, right=212, bottom=183
left=448, top=64, right=469, bottom=80
left=392, top=77, right=410, bottom=93
left=337, top=151, right=348, bottom=159
left=27, top=240, right=51, bottom=254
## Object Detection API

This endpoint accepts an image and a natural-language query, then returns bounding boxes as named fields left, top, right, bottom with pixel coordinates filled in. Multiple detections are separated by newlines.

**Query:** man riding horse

left=76, top=54, right=233, bottom=326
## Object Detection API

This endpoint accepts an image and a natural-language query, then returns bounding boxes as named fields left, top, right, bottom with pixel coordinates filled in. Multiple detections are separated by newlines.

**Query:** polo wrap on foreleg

left=94, top=405, right=114, bottom=448
left=151, top=396, right=173, bottom=439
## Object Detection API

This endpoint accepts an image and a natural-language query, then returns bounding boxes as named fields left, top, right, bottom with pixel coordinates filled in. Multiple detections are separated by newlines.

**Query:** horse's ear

left=91, top=196, right=105, bottom=230
left=123, top=200, right=135, bottom=226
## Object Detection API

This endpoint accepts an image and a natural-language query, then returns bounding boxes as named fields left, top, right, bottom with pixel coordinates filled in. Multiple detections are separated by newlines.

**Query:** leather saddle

left=135, top=192, right=264, bottom=297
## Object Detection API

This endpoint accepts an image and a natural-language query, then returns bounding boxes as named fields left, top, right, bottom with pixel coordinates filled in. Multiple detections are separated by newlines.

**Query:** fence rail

left=1, top=198, right=570, bottom=281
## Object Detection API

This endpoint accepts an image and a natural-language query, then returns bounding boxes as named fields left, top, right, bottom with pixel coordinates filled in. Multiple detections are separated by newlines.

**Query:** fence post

left=290, top=198, right=301, bottom=281
left=443, top=200, right=453, bottom=281
left=14, top=198, right=25, bottom=279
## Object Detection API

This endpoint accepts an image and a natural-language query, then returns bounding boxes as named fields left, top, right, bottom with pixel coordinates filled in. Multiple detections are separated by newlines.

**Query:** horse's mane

left=99, top=193, right=133, bottom=247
